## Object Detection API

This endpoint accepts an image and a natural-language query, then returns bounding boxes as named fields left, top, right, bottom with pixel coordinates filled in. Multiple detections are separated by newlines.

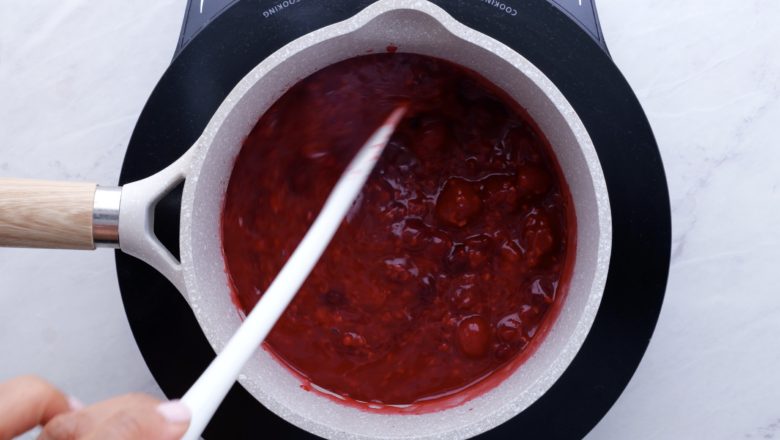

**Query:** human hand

left=0, top=376, right=191, bottom=440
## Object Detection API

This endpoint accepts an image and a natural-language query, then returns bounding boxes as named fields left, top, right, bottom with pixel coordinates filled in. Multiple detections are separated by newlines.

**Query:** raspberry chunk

left=342, top=332, right=366, bottom=348
left=457, top=316, right=491, bottom=358
left=444, top=244, right=470, bottom=274
left=412, top=118, right=449, bottom=160
left=436, top=178, right=483, bottom=228
left=382, top=255, right=419, bottom=283
left=425, top=229, right=453, bottom=259
left=393, top=218, right=429, bottom=251
left=482, top=175, right=518, bottom=213
left=465, top=234, right=492, bottom=269
left=418, top=274, right=438, bottom=303
left=445, top=273, right=478, bottom=310
left=524, top=210, right=554, bottom=265
left=517, top=165, right=552, bottom=196
left=499, top=240, right=524, bottom=271
left=497, top=313, right=522, bottom=343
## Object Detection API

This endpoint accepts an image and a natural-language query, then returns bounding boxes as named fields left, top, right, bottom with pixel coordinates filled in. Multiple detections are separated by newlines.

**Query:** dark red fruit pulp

left=221, top=53, right=574, bottom=406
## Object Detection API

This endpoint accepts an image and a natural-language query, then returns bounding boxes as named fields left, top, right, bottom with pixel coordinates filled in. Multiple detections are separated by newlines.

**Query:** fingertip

left=162, top=419, right=190, bottom=440
left=157, top=401, right=191, bottom=440
left=67, top=395, right=85, bottom=412
left=156, top=400, right=192, bottom=424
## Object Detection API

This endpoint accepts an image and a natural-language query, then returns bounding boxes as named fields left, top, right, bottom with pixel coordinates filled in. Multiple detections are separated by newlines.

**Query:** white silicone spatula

left=178, top=106, right=407, bottom=440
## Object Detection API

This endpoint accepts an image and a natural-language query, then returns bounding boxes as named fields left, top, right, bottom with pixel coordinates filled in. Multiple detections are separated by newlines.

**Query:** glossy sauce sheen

left=222, top=53, right=574, bottom=406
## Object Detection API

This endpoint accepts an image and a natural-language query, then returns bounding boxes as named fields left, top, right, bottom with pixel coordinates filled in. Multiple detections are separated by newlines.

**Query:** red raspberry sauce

left=221, top=53, right=575, bottom=407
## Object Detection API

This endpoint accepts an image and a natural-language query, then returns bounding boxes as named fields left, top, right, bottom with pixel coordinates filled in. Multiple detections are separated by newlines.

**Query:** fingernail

left=67, top=395, right=85, bottom=411
left=157, top=400, right=192, bottom=423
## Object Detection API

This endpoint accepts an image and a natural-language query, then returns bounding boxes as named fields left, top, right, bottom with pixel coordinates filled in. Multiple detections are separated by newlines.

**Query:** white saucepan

left=0, top=1, right=611, bottom=439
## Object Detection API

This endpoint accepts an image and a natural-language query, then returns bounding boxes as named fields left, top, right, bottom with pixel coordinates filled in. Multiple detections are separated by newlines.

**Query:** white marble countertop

left=1, top=1, right=779, bottom=439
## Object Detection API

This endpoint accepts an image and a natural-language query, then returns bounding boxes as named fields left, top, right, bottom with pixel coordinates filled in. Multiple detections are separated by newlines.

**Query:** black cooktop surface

left=116, top=1, right=670, bottom=438
left=175, top=0, right=608, bottom=58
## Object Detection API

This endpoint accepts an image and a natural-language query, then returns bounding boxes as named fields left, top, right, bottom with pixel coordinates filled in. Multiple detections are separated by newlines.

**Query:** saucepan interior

left=180, top=2, right=611, bottom=439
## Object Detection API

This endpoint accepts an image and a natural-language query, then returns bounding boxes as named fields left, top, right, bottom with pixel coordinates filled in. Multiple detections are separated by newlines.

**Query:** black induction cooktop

left=175, top=0, right=608, bottom=58
left=116, top=1, right=670, bottom=438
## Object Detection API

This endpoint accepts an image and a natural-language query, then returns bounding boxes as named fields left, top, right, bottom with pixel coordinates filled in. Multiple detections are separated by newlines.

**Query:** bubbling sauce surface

left=222, top=53, right=574, bottom=406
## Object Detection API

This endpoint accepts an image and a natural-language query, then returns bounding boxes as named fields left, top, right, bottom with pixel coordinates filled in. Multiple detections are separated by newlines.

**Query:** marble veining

left=585, top=1, right=780, bottom=439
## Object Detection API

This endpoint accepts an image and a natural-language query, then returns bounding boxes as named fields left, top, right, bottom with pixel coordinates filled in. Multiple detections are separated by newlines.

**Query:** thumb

left=156, top=401, right=191, bottom=439
left=80, top=400, right=191, bottom=440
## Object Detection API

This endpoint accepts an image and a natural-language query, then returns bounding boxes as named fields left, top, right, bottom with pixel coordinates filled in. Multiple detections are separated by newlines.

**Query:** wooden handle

left=0, top=177, right=97, bottom=250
